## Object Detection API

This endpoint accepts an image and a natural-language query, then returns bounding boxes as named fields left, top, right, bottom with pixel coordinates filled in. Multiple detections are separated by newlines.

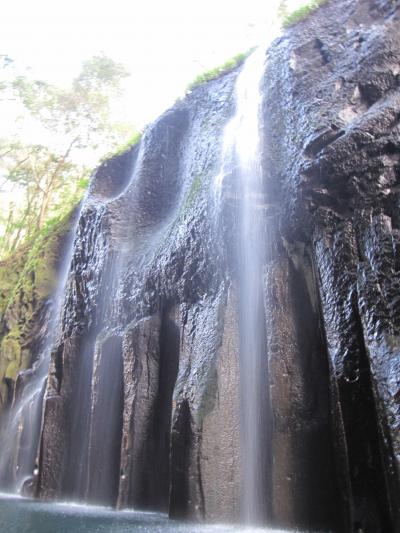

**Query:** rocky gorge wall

left=262, top=0, right=400, bottom=530
left=1, top=1, right=399, bottom=532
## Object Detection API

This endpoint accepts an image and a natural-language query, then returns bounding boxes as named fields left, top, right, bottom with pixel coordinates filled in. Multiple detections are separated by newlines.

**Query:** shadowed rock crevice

left=265, top=242, right=339, bottom=531
left=62, top=336, right=97, bottom=500
left=151, top=312, right=180, bottom=511
left=117, top=310, right=180, bottom=512
left=89, top=145, right=139, bottom=200
left=38, top=335, right=83, bottom=500
left=349, top=303, right=392, bottom=532
left=169, top=399, right=193, bottom=520
left=117, top=315, right=162, bottom=509
left=313, top=218, right=397, bottom=532
left=86, top=335, right=124, bottom=506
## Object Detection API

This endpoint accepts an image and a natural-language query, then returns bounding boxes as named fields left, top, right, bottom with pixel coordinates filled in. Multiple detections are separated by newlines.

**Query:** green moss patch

left=186, top=49, right=254, bottom=91
left=0, top=207, right=74, bottom=405
left=5, top=208, right=74, bottom=313
left=5, top=360, right=19, bottom=380
left=282, top=0, right=328, bottom=28
left=184, top=174, right=203, bottom=209
left=102, top=130, right=143, bottom=162
left=0, top=247, right=28, bottom=319
left=1, top=336, right=21, bottom=365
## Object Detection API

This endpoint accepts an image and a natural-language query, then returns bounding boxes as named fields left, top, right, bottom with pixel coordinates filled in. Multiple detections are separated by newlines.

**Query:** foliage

left=108, top=130, right=143, bottom=158
left=0, top=53, right=134, bottom=259
left=0, top=246, right=26, bottom=320
left=0, top=55, right=13, bottom=94
left=0, top=210, right=72, bottom=403
left=281, top=0, right=328, bottom=28
left=1, top=208, right=74, bottom=316
left=12, top=54, right=129, bottom=148
left=0, top=141, right=86, bottom=247
left=186, top=49, right=254, bottom=91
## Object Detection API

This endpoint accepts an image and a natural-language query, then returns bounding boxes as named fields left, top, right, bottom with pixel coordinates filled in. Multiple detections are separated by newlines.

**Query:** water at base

left=0, top=494, right=312, bottom=533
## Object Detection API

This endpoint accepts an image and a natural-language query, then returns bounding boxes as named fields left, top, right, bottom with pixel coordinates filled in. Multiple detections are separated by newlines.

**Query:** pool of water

left=0, top=494, right=301, bottom=533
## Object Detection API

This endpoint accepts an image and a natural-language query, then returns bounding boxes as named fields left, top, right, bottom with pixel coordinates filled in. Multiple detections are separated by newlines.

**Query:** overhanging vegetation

left=282, top=0, right=328, bottom=28
left=186, top=49, right=255, bottom=91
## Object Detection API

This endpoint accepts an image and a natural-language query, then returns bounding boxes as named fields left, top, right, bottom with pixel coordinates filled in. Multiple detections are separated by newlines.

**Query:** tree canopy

left=0, top=53, right=137, bottom=258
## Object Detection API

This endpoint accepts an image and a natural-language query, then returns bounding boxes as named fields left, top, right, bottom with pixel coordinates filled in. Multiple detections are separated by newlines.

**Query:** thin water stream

left=236, top=49, right=269, bottom=523
left=0, top=210, right=81, bottom=494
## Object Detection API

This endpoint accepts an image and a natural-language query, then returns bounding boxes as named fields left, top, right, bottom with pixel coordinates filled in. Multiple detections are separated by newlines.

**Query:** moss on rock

left=5, top=360, right=19, bottom=381
left=281, top=0, right=328, bottom=28
left=0, top=208, right=75, bottom=412
left=186, top=49, right=254, bottom=91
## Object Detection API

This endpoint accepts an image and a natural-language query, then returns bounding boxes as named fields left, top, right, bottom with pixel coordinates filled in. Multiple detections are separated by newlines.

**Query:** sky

left=0, top=0, right=305, bottom=129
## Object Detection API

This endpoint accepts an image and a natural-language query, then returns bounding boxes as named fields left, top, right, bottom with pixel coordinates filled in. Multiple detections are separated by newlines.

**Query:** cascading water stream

left=236, top=49, right=269, bottom=524
left=62, top=131, right=173, bottom=504
left=214, top=47, right=271, bottom=524
left=0, top=209, right=81, bottom=495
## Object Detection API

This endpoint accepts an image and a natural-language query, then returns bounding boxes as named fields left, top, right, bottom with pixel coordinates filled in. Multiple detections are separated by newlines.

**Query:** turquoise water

left=0, top=495, right=298, bottom=533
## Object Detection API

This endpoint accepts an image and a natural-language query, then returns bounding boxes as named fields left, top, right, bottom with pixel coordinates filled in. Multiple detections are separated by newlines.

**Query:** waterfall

left=236, top=49, right=269, bottom=524
left=0, top=39, right=274, bottom=526
left=215, top=47, right=270, bottom=524
left=60, top=145, right=146, bottom=504
left=0, top=210, right=81, bottom=495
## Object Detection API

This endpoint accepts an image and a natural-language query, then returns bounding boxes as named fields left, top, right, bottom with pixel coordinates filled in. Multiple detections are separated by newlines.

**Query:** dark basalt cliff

left=263, top=0, right=400, bottom=530
left=4, top=0, right=398, bottom=532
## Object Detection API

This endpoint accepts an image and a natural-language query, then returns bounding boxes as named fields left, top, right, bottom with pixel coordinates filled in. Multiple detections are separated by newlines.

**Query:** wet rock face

left=117, top=313, right=178, bottom=512
left=263, top=0, right=400, bottom=531
left=37, top=71, right=239, bottom=516
left=34, top=0, right=399, bottom=531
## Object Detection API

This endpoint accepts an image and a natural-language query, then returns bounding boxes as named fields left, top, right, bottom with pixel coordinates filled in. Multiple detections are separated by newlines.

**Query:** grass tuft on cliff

left=186, top=49, right=255, bottom=91
left=113, top=130, right=143, bottom=156
left=282, top=0, right=328, bottom=28
left=101, top=130, right=143, bottom=163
